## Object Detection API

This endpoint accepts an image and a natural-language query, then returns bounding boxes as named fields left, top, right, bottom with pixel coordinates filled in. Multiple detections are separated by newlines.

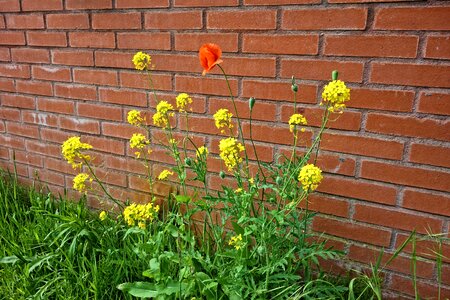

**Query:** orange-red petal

left=199, top=43, right=223, bottom=75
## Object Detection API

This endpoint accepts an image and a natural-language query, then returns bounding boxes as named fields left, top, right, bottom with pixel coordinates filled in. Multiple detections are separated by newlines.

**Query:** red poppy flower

left=199, top=43, right=223, bottom=76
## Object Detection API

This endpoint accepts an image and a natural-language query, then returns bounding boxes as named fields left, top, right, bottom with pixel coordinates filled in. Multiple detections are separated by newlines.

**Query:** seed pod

left=249, top=97, right=256, bottom=110
left=332, top=70, right=338, bottom=81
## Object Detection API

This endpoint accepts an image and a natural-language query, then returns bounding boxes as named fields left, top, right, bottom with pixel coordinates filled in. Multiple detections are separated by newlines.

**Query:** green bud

left=184, top=157, right=192, bottom=166
left=249, top=97, right=255, bottom=110
left=291, top=84, right=298, bottom=92
left=219, top=171, right=226, bottom=179
left=276, top=176, right=282, bottom=186
left=332, top=70, right=338, bottom=81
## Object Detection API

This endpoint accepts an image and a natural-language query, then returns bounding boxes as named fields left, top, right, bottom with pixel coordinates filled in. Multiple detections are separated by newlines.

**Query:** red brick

left=22, top=0, right=63, bottom=11
left=403, top=189, right=450, bottom=217
left=95, top=51, right=133, bottom=69
left=409, top=143, right=450, bottom=168
left=103, top=155, right=147, bottom=175
left=0, top=134, right=24, bottom=149
left=320, top=132, right=404, bottom=160
left=37, top=97, right=74, bottom=115
left=0, top=31, right=25, bottom=45
left=370, top=62, right=450, bottom=88
left=16, top=80, right=52, bottom=96
left=69, top=32, right=115, bottom=49
left=175, top=0, right=238, bottom=6
left=145, top=11, right=202, bottom=30
left=243, top=34, right=319, bottom=55
left=6, top=14, right=44, bottom=29
left=73, top=69, right=118, bottom=86
left=243, top=80, right=317, bottom=104
left=117, top=32, right=171, bottom=50
left=22, top=111, right=58, bottom=127
left=32, top=66, right=71, bottom=82
left=27, top=31, right=67, bottom=47
left=11, top=48, right=49, bottom=64
left=418, top=92, right=450, bottom=116
left=0, top=63, right=30, bottom=78
left=52, top=49, right=93, bottom=66
left=298, top=194, right=350, bottom=218
left=119, top=71, right=172, bottom=91
left=116, top=0, right=168, bottom=8
left=425, top=35, right=450, bottom=59
left=312, top=216, right=392, bottom=247
left=207, top=10, right=276, bottom=30
left=77, top=102, right=122, bottom=121
left=281, top=59, right=364, bottom=82
left=46, top=13, right=89, bottom=29
left=374, top=6, right=450, bottom=31
left=6, top=122, right=39, bottom=138
left=92, top=13, right=141, bottom=30
left=0, top=78, right=14, bottom=92
left=40, top=128, right=71, bottom=144
left=389, top=274, right=450, bottom=299
left=282, top=8, right=367, bottom=30
left=366, top=113, right=450, bottom=142
left=66, top=0, right=112, bottom=9
left=348, top=88, right=414, bottom=112
left=59, top=116, right=100, bottom=134
left=354, top=204, right=443, bottom=234
left=91, top=168, right=126, bottom=187
left=25, top=140, right=60, bottom=158
left=0, top=147, right=8, bottom=158
left=0, top=0, right=20, bottom=12
left=245, top=0, right=320, bottom=4
left=318, top=176, right=397, bottom=205
left=83, top=136, right=124, bottom=155
left=0, top=16, right=4, bottom=29
left=324, top=35, right=418, bottom=58
left=1, top=94, right=35, bottom=109
left=176, top=75, right=238, bottom=97
left=14, top=151, right=43, bottom=168
left=396, top=233, right=450, bottom=263
left=0, top=106, right=20, bottom=121
left=99, top=88, right=147, bottom=107
left=33, top=168, right=65, bottom=187
left=209, top=97, right=276, bottom=122
left=361, top=160, right=450, bottom=193
left=312, top=152, right=356, bottom=176
left=0, top=47, right=9, bottom=61
left=208, top=56, right=276, bottom=77
left=174, top=33, right=238, bottom=52
left=102, top=122, right=144, bottom=139
left=242, top=122, right=308, bottom=145
left=54, top=83, right=97, bottom=101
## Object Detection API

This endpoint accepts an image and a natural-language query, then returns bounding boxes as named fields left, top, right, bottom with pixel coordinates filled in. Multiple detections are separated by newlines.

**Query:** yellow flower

left=213, top=108, right=233, bottom=134
left=196, top=146, right=208, bottom=158
left=127, top=110, right=144, bottom=126
left=176, top=93, right=192, bottom=112
left=153, top=101, right=174, bottom=128
left=249, top=177, right=254, bottom=185
left=235, top=188, right=243, bottom=194
left=288, top=113, right=307, bottom=133
left=130, top=133, right=149, bottom=150
left=219, top=137, right=244, bottom=171
left=99, top=211, right=108, bottom=221
left=123, top=202, right=160, bottom=227
left=298, top=164, right=323, bottom=192
left=132, top=51, right=151, bottom=71
left=61, top=137, right=93, bottom=169
left=73, top=173, right=91, bottom=193
left=157, top=169, right=173, bottom=180
left=321, top=80, right=350, bottom=113
left=228, top=234, right=245, bottom=250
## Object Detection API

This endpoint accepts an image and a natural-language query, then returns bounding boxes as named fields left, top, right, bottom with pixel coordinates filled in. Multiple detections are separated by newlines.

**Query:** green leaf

left=175, top=195, right=191, bottom=203
left=231, top=221, right=244, bottom=235
left=117, top=282, right=158, bottom=298
left=0, top=255, right=20, bottom=264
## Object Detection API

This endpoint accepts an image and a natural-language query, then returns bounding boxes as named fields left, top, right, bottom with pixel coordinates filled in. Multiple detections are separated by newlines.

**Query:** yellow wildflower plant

left=61, top=137, right=93, bottom=169
left=321, top=80, right=350, bottom=113
left=132, top=51, right=151, bottom=71
left=73, top=173, right=91, bottom=193
left=196, top=146, right=208, bottom=158
left=127, top=110, right=144, bottom=127
left=228, top=234, right=245, bottom=250
left=298, top=164, right=323, bottom=192
left=176, top=93, right=193, bottom=112
left=99, top=211, right=108, bottom=221
left=157, top=169, right=174, bottom=181
left=213, top=108, right=233, bottom=134
left=288, top=114, right=307, bottom=133
left=219, top=137, right=245, bottom=171
left=123, top=202, right=160, bottom=228
left=130, top=133, right=149, bottom=150
left=153, top=101, right=174, bottom=128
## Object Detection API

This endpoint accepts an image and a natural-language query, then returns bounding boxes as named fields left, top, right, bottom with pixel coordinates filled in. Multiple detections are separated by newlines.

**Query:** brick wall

left=0, top=0, right=449, bottom=298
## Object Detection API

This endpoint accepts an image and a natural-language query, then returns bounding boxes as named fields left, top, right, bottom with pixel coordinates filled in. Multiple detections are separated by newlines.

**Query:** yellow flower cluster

left=73, top=173, right=91, bottom=193
left=288, top=114, right=307, bottom=133
left=130, top=133, right=150, bottom=158
left=127, top=110, right=144, bottom=126
left=196, top=146, right=208, bottom=158
left=298, top=164, right=323, bottom=192
left=153, top=101, right=174, bottom=128
left=219, top=137, right=245, bottom=171
left=99, top=211, right=108, bottom=221
left=176, top=93, right=193, bottom=112
left=158, top=169, right=173, bottom=180
left=228, top=234, right=245, bottom=250
left=123, top=202, right=160, bottom=229
left=132, top=51, right=151, bottom=71
left=321, top=80, right=350, bottom=113
left=213, top=108, right=233, bottom=134
left=61, top=137, right=93, bottom=169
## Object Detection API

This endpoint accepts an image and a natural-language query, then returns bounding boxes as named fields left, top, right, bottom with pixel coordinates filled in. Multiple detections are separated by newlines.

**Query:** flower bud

left=184, top=157, right=192, bottom=166
left=219, top=171, right=226, bottom=179
left=249, top=97, right=255, bottom=110
left=291, top=84, right=298, bottom=93
left=276, top=176, right=282, bottom=186
left=332, top=70, right=338, bottom=81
